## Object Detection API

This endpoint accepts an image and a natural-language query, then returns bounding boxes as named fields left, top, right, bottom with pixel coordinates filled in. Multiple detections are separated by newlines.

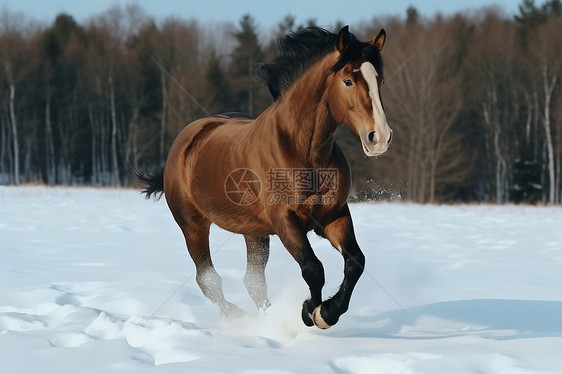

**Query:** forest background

left=1, top=0, right=561, bottom=204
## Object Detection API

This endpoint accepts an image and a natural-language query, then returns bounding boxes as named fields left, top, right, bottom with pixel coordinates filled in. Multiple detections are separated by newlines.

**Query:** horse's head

left=328, top=26, right=392, bottom=157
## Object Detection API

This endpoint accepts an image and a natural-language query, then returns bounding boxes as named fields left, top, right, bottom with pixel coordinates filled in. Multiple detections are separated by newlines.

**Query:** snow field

left=1, top=187, right=561, bottom=373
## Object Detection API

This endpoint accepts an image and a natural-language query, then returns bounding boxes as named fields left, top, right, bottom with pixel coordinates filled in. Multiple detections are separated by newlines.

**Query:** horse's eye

left=344, top=79, right=353, bottom=87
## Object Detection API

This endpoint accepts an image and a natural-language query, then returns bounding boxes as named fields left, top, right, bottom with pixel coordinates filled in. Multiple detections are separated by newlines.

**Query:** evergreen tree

left=543, top=0, right=562, bottom=16
left=128, top=21, right=162, bottom=119
left=276, top=14, right=296, bottom=37
left=406, top=6, right=420, bottom=25
left=229, top=14, right=264, bottom=115
left=205, top=51, right=231, bottom=113
left=515, top=0, right=547, bottom=46
left=39, top=13, right=88, bottom=184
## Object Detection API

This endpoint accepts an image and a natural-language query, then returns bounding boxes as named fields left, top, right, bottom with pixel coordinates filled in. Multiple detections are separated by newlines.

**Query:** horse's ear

left=369, top=29, right=386, bottom=51
left=337, top=25, right=351, bottom=53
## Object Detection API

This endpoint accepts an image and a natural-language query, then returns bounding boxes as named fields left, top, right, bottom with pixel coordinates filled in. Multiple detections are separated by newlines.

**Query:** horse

left=137, top=26, right=392, bottom=329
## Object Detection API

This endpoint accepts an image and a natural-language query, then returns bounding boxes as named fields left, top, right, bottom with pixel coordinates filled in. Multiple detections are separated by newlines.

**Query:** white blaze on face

left=358, top=61, right=391, bottom=155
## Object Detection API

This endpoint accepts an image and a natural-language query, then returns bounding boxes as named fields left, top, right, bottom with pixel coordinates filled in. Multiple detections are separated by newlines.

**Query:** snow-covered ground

left=1, top=186, right=561, bottom=373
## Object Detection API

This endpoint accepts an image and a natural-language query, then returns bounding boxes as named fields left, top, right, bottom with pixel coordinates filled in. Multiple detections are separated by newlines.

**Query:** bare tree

left=386, top=20, right=468, bottom=203
left=88, top=4, right=148, bottom=185
left=0, top=10, right=29, bottom=184
left=155, top=19, right=207, bottom=153
left=531, top=17, right=561, bottom=203
left=472, top=12, right=522, bottom=203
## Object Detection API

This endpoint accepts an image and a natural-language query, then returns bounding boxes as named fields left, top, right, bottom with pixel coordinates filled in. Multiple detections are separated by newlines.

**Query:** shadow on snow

left=328, top=299, right=562, bottom=340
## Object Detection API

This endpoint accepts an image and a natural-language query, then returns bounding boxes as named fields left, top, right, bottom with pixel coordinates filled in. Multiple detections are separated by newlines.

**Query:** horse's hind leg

left=244, top=236, right=271, bottom=310
left=177, top=214, right=243, bottom=318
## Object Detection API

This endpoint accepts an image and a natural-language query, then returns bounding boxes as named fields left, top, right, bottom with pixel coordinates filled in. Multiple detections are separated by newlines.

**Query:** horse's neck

left=266, top=58, right=338, bottom=166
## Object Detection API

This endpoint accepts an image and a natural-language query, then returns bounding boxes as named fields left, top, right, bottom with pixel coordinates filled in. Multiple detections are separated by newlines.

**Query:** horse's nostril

left=368, top=131, right=376, bottom=144
left=387, top=131, right=393, bottom=146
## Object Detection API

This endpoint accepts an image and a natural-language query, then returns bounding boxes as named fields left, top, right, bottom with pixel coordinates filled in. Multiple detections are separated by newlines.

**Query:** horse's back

left=163, top=115, right=270, bottom=231
left=166, top=114, right=252, bottom=166
left=213, top=112, right=255, bottom=121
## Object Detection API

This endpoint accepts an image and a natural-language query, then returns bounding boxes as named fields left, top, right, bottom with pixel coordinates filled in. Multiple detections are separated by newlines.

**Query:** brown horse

left=137, top=26, right=392, bottom=329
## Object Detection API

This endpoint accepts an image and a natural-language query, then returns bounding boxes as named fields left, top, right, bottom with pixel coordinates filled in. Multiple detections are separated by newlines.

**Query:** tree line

left=1, top=1, right=561, bottom=204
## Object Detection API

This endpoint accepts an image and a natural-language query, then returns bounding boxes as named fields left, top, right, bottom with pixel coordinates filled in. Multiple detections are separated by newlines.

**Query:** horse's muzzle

left=360, top=128, right=392, bottom=156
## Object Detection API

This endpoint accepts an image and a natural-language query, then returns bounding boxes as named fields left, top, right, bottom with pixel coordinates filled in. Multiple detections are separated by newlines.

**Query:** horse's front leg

left=273, top=211, right=325, bottom=326
left=314, top=204, right=365, bottom=329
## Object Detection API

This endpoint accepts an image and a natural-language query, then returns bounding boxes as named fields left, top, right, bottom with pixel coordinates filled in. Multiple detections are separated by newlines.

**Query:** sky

left=1, top=0, right=521, bottom=29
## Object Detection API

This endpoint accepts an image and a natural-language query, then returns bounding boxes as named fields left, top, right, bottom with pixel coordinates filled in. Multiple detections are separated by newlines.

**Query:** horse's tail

left=134, top=167, right=165, bottom=200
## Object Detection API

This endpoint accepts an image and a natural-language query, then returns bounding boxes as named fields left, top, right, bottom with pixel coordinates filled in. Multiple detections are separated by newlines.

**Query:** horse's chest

left=293, top=190, right=344, bottom=223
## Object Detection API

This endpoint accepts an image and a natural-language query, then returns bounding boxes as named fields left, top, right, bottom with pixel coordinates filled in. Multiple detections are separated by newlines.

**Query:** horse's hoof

left=312, top=305, right=335, bottom=329
left=301, top=301, right=314, bottom=327
left=258, top=299, right=271, bottom=311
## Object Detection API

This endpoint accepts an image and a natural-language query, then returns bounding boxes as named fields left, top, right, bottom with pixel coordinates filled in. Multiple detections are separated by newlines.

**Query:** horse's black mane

left=255, top=27, right=383, bottom=101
